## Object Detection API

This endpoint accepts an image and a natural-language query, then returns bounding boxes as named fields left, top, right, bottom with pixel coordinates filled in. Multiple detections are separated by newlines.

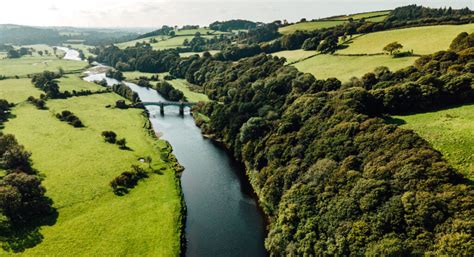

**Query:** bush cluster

left=110, top=165, right=148, bottom=195
left=56, top=110, right=84, bottom=128
left=0, top=132, right=54, bottom=229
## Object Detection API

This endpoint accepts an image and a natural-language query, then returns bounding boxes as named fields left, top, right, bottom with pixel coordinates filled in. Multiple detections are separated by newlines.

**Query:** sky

left=0, top=0, right=472, bottom=28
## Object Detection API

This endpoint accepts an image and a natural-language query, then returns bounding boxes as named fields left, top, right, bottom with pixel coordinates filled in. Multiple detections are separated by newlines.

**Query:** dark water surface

left=82, top=63, right=267, bottom=257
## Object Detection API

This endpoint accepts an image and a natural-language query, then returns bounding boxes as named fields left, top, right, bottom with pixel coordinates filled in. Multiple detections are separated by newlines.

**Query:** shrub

left=101, top=131, right=117, bottom=144
left=110, top=165, right=148, bottom=195
left=116, top=138, right=127, bottom=150
left=56, top=110, right=84, bottom=128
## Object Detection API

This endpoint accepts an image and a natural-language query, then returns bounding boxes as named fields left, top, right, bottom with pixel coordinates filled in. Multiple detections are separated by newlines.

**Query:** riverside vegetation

left=92, top=5, right=474, bottom=253
left=0, top=3, right=473, bottom=256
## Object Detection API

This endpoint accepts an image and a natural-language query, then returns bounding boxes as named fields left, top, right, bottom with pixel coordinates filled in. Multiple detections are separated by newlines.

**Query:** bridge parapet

left=141, top=101, right=197, bottom=115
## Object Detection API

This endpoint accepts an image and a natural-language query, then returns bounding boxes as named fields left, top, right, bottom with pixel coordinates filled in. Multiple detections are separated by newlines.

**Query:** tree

left=383, top=42, right=403, bottom=55
left=116, top=138, right=127, bottom=149
left=144, top=156, right=152, bottom=170
left=102, top=131, right=117, bottom=144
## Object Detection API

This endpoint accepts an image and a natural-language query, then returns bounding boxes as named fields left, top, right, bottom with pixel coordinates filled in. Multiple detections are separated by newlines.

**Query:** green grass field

left=0, top=56, right=87, bottom=77
left=58, top=75, right=104, bottom=93
left=179, top=50, right=220, bottom=58
left=0, top=79, right=43, bottom=103
left=2, top=91, right=182, bottom=256
left=117, top=35, right=216, bottom=50
left=339, top=24, right=474, bottom=55
left=345, top=11, right=390, bottom=20
left=292, top=54, right=417, bottom=81
left=279, top=20, right=346, bottom=34
left=166, top=78, right=209, bottom=102
left=394, top=104, right=474, bottom=181
left=271, top=49, right=317, bottom=64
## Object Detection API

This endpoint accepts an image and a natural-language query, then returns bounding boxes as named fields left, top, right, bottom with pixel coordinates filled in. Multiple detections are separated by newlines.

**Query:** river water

left=72, top=49, right=267, bottom=256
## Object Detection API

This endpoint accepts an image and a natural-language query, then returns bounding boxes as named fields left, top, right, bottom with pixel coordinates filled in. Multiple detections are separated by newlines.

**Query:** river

left=67, top=48, right=267, bottom=256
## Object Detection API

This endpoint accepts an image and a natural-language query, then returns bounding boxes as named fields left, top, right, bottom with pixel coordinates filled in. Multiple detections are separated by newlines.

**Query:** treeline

left=111, top=83, right=139, bottom=103
left=173, top=33, right=473, bottom=256
left=154, top=81, right=185, bottom=101
left=135, top=26, right=175, bottom=40
left=209, top=19, right=258, bottom=32
left=32, top=71, right=110, bottom=99
left=0, top=100, right=13, bottom=123
left=387, top=4, right=472, bottom=22
left=93, top=46, right=180, bottom=73
left=0, top=25, right=61, bottom=45
left=0, top=132, right=54, bottom=238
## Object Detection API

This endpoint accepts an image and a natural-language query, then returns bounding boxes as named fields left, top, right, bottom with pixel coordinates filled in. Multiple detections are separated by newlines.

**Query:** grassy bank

left=394, top=104, right=474, bottom=181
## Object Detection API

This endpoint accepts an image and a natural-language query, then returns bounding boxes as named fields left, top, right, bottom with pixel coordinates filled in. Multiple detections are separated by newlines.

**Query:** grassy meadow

left=57, top=75, right=104, bottom=93
left=271, top=49, right=317, bottom=64
left=2, top=91, right=182, bottom=256
left=0, top=56, right=87, bottom=77
left=339, top=24, right=474, bottom=55
left=0, top=79, right=43, bottom=104
left=394, top=104, right=474, bottom=181
left=292, top=54, right=417, bottom=81
left=179, top=50, right=220, bottom=58
left=0, top=45, right=184, bottom=254
left=279, top=20, right=346, bottom=34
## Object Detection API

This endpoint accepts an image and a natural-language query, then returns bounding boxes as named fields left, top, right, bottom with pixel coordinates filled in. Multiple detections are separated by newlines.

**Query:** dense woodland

left=66, top=5, right=474, bottom=256
left=188, top=33, right=474, bottom=256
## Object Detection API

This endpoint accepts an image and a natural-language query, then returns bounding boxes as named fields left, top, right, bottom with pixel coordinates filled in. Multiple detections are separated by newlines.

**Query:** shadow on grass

left=2, top=209, right=58, bottom=253
left=384, top=116, right=406, bottom=126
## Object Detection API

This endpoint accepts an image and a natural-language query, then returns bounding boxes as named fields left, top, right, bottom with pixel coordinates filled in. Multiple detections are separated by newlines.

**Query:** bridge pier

left=179, top=103, right=184, bottom=116
left=160, top=103, right=164, bottom=116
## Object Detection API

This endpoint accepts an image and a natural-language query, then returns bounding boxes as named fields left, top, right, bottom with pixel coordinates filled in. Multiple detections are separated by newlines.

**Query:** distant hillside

left=0, top=24, right=62, bottom=45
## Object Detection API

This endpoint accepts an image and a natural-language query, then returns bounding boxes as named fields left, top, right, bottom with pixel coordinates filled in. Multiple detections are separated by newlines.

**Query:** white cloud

left=0, top=0, right=472, bottom=27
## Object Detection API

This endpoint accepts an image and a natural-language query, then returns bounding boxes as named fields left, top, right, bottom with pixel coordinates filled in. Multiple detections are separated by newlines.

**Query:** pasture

left=2, top=92, right=182, bottom=256
left=117, top=35, right=214, bottom=50
left=338, top=24, right=474, bottom=55
left=394, top=104, right=474, bottom=181
left=0, top=78, right=42, bottom=103
left=58, top=75, right=104, bottom=93
left=271, top=49, right=317, bottom=64
left=279, top=20, right=346, bottom=34
left=0, top=56, right=87, bottom=77
left=292, top=54, right=417, bottom=81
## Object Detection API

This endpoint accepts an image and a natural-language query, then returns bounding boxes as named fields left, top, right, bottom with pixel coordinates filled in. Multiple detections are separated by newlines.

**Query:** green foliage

left=155, top=81, right=185, bottom=101
left=383, top=41, right=403, bottom=55
left=101, top=131, right=117, bottom=144
left=111, top=83, right=139, bottom=103
left=173, top=33, right=474, bottom=256
left=0, top=132, right=54, bottom=231
left=110, top=165, right=148, bottom=195
left=55, top=110, right=84, bottom=128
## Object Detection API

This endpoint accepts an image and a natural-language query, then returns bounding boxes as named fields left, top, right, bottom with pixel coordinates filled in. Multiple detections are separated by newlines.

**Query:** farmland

left=0, top=56, right=87, bottom=77
left=292, top=54, right=417, bottom=81
left=279, top=10, right=390, bottom=35
left=0, top=49, right=183, bottom=255
left=279, top=20, right=346, bottom=34
left=394, top=104, right=474, bottom=181
left=339, top=24, right=474, bottom=55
